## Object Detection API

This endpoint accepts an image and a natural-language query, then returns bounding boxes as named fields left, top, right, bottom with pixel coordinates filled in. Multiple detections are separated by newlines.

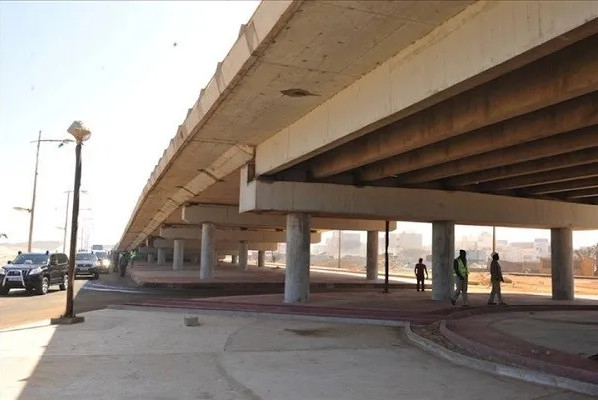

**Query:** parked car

left=94, top=251, right=111, bottom=273
left=75, top=252, right=100, bottom=279
left=0, top=252, right=69, bottom=295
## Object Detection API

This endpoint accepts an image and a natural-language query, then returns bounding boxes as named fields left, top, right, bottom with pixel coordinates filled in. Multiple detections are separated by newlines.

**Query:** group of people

left=413, top=249, right=507, bottom=307
left=110, top=249, right=137, bottom=277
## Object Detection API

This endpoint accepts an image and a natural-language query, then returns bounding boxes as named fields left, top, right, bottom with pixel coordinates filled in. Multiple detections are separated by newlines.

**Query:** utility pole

left=27, top=130, right=42, bottom=252
left=63, top=191, right=70, bottom=253
left=20, top=131, right=73, bottom=252
left=383, top=220, right=389, bottom=293
left=337, top=230, right=342, bottom=269
left=492, top=226, right=496, bottom=253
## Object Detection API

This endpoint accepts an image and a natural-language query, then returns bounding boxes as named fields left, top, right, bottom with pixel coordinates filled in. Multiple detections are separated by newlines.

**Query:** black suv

left=0, top=252, right=69, bottom=295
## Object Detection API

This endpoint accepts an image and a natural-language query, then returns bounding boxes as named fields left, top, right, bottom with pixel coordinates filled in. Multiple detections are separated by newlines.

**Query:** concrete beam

left=479, top=163, right=598, bottom=191
left=557, top=188, right=598, bottom=200
left=153, top=238, right=277, bottom=251
left=159, top=226, right=321, bottom=243
left=257, top=1, right=598, bottom=177
left=239, top=171, right=598, bottom=229
left=321, top=40, right=598, bottom=181
left=524, top=177, right=598, bottom=195
left=445, top=146, right=598, bottom=187
left=182, top=204, right=395, bottom=231
left=399, top=124, right=598, bottom=184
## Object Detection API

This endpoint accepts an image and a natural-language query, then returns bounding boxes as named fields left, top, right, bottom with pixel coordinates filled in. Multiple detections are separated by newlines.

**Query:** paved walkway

left=127, top=289, right=598, bottom=390
left=129, top=262, right=420, bottom=290
left=441, top=310, right=598, bottom=385
left=0, top=308, right=588, bottom=399
left=125, top=261, right=598, bottom=391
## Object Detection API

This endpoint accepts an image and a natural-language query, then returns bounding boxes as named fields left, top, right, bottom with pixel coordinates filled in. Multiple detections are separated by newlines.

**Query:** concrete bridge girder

left=152, top=238, right=278, bottom=252
left=182, top=204, right=396, bottom=231
left=256, top=1, right=598, bottom=177
left=159, top=226, right=321, bottom=243
left=239, top=166, right=598, bottom=230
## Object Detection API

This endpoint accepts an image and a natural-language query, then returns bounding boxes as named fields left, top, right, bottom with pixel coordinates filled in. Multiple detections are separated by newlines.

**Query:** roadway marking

left=82, top=282, right=147, bottom=294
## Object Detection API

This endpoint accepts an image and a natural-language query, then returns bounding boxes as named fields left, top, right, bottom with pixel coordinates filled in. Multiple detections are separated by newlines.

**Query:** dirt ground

left=312, top=255, right=598, bottom=296
left=470, top=272, right=598, bottom=296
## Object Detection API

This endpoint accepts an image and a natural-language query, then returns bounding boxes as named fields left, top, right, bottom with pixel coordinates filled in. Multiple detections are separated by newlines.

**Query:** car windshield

left=76, top=253, right=96, bottom=261
left=11, top=254, right=49, bottom=265
left=95, top=252, right=107, bottom=258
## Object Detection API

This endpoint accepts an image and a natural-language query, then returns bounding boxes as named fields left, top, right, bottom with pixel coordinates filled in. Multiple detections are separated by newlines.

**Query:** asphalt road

left=0, top=271, right=203, bottom=330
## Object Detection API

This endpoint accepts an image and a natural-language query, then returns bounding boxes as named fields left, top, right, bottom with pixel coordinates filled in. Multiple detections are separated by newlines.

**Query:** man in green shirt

left=451, top=249, right=468, bottom=306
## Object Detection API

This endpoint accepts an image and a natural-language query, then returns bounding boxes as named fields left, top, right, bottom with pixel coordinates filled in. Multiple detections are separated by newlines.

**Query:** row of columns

left=282, top=214, right=575, bottom=303
left=142, top=215, right=575, bottom=303
left=147, top=225, right=270, bottom=279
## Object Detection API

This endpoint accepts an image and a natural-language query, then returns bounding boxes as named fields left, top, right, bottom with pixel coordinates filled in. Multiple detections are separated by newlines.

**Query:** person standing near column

left=488, top=252, right=507, bottom=305
left=414, top=258, right=428, bottom=292
left=451, top=249, right=469, bottom=306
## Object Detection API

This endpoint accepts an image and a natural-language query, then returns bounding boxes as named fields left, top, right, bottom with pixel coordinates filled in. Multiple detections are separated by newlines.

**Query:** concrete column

left=231, top=255, right=238, bottom=264
left=432, top=221, right=455, bottom=301
left=551, top=227, right=574, bottom=300
left=257, top=250, right=266, bottom=268
left=285, top=212, right=311, bottom=303
left=173, top=239, right=184, bottom=270
left=147, top=253, right=154, bottom=264
left=200, top=223, right=216, bottom=280
left=366, top=231, right=379, bottom=280
left=238, top=241, right=248, bottom=270
left=157, top=248, right=166, bottom=264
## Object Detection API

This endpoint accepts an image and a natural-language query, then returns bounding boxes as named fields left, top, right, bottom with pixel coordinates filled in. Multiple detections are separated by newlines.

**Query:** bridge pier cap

left=239, top=166, right=598, bottom=229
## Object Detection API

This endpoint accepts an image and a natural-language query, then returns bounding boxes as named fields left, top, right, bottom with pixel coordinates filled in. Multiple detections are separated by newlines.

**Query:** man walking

left=451, top=249, right=469, bottom=306
left=488, top=252, right=507, bottom=305
left=414, top=258, right=428, bottom=292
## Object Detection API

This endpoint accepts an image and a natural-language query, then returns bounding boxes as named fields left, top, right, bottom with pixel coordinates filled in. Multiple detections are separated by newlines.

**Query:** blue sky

left=0, top=0, right=260, bottom=247
left=0, top=1, right=596, bottom=250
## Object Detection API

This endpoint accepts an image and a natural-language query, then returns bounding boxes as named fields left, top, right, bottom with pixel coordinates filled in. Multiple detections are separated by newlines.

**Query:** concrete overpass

left=118, top=0, right=598, bottom=303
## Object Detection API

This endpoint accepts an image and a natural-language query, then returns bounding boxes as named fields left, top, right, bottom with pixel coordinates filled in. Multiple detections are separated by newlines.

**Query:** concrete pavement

left=0, top=307, right=588, bottom=400
left=129, top=262, right=420, bottom=290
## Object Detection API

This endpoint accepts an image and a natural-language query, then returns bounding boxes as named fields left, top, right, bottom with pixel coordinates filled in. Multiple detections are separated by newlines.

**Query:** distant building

left=326, top=231, right=362, bottom=256
left=395, top=232, right=423, bottom=250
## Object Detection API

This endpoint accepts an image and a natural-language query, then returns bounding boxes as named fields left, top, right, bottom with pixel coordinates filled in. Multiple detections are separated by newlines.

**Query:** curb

left=439, top=319, right=598, bottom=385
left=128, top=277, right=415, bottom=291
left=404, top=322, right=598, bottom=396
left=108, top=303, right=407, bottom=327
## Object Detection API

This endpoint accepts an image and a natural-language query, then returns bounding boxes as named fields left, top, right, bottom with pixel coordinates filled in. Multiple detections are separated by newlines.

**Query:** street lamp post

left=20, top=131, right=74, bottom=252
left=52, top=121, right=90, bottom=325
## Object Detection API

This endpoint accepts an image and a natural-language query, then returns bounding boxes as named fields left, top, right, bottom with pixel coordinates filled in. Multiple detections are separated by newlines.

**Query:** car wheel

left=59, top=274, right=68, bottom=290
left=0, top=286, right=9, bottom=296
left=93, top=273, right=99, bottom=280
left=36, top=277, right=49, bottom=295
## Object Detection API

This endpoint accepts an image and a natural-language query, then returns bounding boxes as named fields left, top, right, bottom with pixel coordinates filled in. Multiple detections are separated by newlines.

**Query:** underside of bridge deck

left=268, top=34, right=598, bottom=206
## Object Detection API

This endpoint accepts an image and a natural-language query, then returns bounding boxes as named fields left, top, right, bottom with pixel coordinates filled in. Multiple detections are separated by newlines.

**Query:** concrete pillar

left=157, top=248, right=166, bottom=264
left=551, top=228, right=574, bottom=300
left=366, top=231, right=379, bottom=280
left=231, top=255, right=238, bottom=264
left=239, top=241, right=248, bottom=270
left=285, top=212, right=311, bottom=303
left=173, top=239, right=184, bottom=270
left=257, top=250, right=266, bottom=268
left=432, top=221, right=454, bottom=301
left=147, top=253, right=154, bottom=264
left=200, top=223, right=216, bottom=280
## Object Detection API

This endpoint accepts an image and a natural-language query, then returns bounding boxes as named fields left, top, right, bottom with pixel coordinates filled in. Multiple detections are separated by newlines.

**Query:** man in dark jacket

left=414, top=258, right=428, bottom=292
left=488, top=252, right=507, bottom=305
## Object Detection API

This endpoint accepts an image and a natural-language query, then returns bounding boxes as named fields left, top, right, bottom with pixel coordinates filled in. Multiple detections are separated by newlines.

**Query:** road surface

left=0, top=271, right=202, bottom=329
